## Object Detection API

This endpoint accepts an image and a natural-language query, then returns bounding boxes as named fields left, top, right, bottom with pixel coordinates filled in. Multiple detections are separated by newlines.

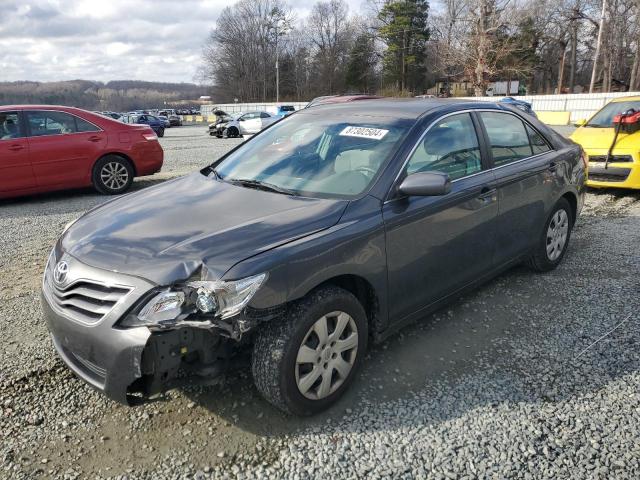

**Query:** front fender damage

left=123, top=307, right=285, bottom=405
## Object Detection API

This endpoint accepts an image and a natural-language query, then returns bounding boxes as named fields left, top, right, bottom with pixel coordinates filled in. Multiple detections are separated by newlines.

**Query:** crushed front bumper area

left=44, top=293, right=231, bottom=404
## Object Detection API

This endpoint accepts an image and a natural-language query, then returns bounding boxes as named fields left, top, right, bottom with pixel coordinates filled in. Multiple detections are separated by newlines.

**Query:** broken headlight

left=123, top=273, right=267, bottom=328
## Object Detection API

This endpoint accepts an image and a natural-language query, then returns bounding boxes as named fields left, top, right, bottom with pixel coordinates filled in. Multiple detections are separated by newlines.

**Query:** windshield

left=587, top=100, right=640, bottom=127
left=213, top=112, right=414, bottom=198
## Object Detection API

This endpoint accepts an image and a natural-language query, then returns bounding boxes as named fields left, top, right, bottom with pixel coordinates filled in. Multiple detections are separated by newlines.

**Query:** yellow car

left=571, top=96, right=640, bottom=189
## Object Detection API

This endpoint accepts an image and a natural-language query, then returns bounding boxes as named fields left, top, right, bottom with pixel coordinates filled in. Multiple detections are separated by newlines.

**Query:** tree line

left=201, top=0, right=640, bottom=101
left=0, top=80, right=209, bottom=111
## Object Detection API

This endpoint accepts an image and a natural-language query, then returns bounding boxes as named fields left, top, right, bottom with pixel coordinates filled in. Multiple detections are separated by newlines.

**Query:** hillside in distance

left=0, top=80, right=214, bottom=111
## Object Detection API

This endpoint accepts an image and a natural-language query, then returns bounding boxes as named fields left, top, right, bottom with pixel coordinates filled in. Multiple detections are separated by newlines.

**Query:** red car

left=0, top=105, right=163, bottom=199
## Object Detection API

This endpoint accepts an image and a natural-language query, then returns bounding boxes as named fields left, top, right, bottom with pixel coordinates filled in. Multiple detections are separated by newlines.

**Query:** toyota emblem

left=53, top=261, right=69, bottom=285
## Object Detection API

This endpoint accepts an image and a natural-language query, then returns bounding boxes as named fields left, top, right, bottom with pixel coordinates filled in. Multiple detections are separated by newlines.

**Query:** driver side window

left=406, top=113, right=482, bottom=181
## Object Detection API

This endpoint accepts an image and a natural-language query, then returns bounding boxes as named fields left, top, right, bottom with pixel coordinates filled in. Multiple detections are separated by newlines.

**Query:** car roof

left=0, top=104, right=91, bottom=113
left=299, top=97, right=495, bottom=119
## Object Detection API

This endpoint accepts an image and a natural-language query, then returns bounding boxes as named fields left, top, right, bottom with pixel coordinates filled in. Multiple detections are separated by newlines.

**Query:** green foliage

left=377, top=0, right=429, bottom=93
left=345, top=32, right=378, bottom=92
left=497, top=16, right=540, bottom=79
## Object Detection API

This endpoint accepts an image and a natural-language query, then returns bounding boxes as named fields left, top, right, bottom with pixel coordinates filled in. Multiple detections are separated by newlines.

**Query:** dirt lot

left=1, top=126, right=639, bottom=479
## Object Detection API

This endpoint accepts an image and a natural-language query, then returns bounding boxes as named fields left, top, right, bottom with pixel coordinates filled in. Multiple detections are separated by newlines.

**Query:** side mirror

left=398, top=172, right=451, bottom=197
left=574, top=118, right=587, bottom=127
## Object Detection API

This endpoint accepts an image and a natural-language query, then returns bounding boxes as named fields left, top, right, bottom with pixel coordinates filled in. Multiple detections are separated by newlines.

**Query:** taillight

left=143, top=132, right=157, bottom=141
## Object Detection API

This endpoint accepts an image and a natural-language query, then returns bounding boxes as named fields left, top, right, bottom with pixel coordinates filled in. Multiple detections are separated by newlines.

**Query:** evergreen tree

left=377, top=0, right=429, bottom=93
left=345, top=32, right=378, bottom=92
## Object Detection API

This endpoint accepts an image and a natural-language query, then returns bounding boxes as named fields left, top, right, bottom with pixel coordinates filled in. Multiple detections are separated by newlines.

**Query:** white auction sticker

left=339, top=126, right=389, bottom=140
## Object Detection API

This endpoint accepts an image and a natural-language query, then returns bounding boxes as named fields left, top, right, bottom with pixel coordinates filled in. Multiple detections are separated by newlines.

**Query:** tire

left=92, top=155, right=134, bottom=195
left=252, top=286, right=368, bottom=416
left=157, top=128, right=164, bottom=138
left=226, top=127, right=239, bottom=138
left=525, top=197, right=573, bottom=272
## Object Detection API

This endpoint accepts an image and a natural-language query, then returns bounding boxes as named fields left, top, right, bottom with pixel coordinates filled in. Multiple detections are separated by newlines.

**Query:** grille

left=589, top=171, right=631, bottom=183
left=589, top=155, right=633, bottom=163
left=45, top=272, right=131, bottom=324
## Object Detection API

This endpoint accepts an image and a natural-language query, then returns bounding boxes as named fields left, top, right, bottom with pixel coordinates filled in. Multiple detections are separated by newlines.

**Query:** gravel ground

left=1, top=125, right=639, bottom=479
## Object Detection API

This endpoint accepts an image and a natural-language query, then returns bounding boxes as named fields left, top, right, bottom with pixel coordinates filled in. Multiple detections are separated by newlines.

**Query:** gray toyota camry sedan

left=42, top=99, right=586, bottom=415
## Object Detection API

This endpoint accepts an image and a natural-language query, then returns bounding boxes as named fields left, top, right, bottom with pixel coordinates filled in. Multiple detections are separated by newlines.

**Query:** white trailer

left=486, top=80, right=519, bottom=96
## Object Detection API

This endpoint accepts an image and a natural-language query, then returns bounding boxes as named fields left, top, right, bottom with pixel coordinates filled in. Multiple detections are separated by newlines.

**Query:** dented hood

left=61, top=173, right=348, bottom=284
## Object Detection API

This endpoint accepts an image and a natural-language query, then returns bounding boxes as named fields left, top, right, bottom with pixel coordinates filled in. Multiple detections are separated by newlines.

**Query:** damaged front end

left=120, top=270, right=283, bottom=404
left=125, top=305, right=284, bottom=404
left=42, top=250, right=280, bottom=406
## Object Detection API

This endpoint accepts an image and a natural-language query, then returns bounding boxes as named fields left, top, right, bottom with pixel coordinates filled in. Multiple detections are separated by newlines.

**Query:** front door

left=0, top=110, right=35, bottom=193
left=383, top=112, right=499, bottom=323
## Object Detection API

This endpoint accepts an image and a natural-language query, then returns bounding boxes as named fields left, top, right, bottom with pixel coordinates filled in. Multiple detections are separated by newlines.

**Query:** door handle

left=548, top=161, right=557, bottom=172
left=477, top=187, right=497, bottom=205
left=478, top=186, right=497, bottom=198
left=88, top=136, right=102, bottom=142
left=8, top=144, right=24, bottom=151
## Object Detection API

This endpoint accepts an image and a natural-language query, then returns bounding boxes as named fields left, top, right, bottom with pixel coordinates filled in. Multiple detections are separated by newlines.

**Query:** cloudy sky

left=0, top=0, right=364, bottom=84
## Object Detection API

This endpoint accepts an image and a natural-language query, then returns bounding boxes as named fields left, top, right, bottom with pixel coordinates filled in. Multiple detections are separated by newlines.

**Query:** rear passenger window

left=526, top=124, right=551, bottom=154
left=27, top=111, right=76, bottom=136
left=75, top=117, right=100, bottom=133
left=406, top=113, right=482, bottom=180
left=0, top=111, right=23, bottom=140
left=480, top=112, right=533, bottom=166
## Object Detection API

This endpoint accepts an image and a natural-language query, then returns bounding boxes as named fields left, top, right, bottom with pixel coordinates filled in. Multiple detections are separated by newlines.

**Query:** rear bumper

left=134, top=142, right=164, bottom=176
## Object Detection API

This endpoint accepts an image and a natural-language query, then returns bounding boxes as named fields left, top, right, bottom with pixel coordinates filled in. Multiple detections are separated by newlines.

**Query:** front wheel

left=252, top=286, right=368, bottom=416
left=226, top=127, right=239, bottom=138
left=157, top=128, right=164, bottom=138
left=93, top=155, right=134, bottom=195
left=526, top=197, right=573, bottom=272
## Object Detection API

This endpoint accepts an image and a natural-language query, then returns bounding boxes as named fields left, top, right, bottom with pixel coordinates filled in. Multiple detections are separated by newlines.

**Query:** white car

left=214, top=111, right=279, bottom=138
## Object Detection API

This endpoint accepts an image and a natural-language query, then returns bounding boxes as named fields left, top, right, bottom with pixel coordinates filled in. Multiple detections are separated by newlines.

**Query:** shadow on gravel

left=0, top=175, right=173, bottom=217
left=183, top=215, right=640, bottom=439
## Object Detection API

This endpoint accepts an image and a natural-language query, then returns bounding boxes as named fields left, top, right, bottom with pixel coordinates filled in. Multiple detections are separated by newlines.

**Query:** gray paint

left=42, top=99, right=586, bottom=403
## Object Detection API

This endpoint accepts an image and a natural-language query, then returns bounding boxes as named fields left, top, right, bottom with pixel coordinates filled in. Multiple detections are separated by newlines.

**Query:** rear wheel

left=526, top=197, right=573, bottom=272
left=157, top=128, right=165, bottom=138
left=252, top=286, right=368, bottom=416
left=93, top=155, right=134, bottom=195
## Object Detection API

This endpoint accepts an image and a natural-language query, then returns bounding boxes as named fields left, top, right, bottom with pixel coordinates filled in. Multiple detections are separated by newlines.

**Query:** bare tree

left=307, top=0, right=355, bottom=94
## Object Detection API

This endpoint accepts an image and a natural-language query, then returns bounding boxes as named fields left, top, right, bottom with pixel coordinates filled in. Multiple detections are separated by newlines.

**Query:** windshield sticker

left=339, top=126, right=389, bottom=140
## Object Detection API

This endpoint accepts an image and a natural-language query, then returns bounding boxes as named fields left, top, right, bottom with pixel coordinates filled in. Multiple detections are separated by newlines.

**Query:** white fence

left=201, top=102, right=308, bottom=116
left=460, top=91, right=640, bottom=121
left=201, top=92, right=640, bottom=122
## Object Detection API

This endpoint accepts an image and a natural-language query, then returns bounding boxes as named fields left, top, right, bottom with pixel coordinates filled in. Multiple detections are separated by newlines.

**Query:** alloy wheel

left=295, top=311, right=358, bottom=400
left=100, top=162, right=129, bottom=190
left=546, top=209, right=569, bottom=261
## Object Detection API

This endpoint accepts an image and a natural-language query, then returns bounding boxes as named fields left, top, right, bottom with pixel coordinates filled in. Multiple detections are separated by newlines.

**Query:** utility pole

left=275, top=19, right=279, bottom=103
left=590, top=0, right=607, bottom=93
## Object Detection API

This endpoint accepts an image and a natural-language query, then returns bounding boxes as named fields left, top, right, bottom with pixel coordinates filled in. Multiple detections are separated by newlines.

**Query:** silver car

left=214, top=111, right=279, bottom=138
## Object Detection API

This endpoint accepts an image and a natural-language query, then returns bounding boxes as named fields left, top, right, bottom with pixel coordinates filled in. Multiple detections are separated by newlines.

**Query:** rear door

left=238, top=113, right=261, bottom=134
left=260, top=112, right=276, bottom=129
left=383, top=112, right=499, bottom=323
left=26, top=110, right=106, bottom=188
left=0, top=110, right=35, bottom=193
left=477, top=111, right=556, bottom=265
